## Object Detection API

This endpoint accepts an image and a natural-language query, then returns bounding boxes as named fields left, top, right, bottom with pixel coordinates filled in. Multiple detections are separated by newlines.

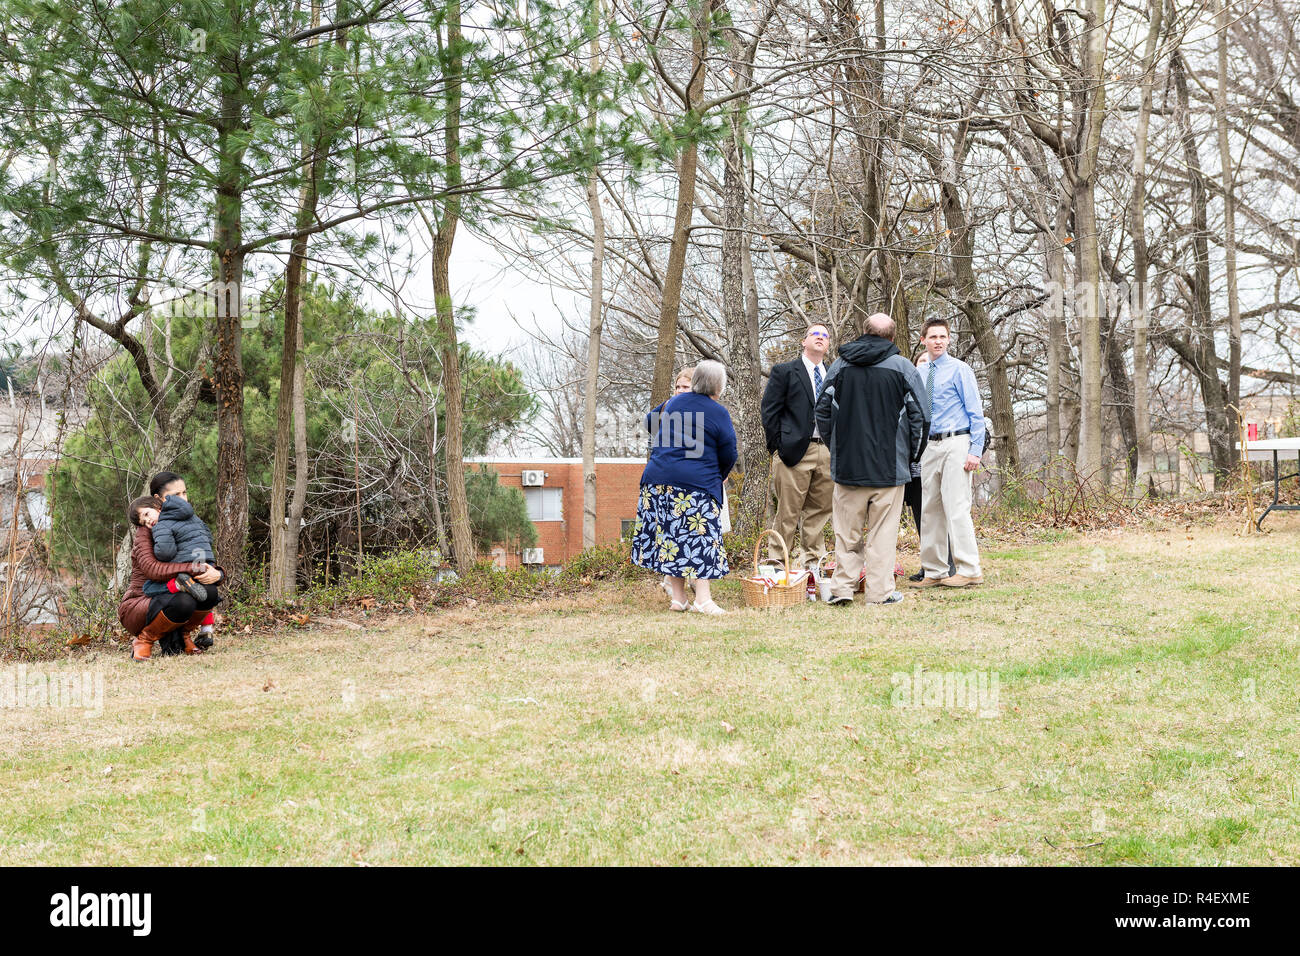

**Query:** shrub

left=557, top=542, right=640, bottom=583
left=429, top=562, right=557, bottom=606
left=56, top=583, right=120, bottom=645
left=723, top=528, right=762, bottom=575
left=338, top=549, right=441, bottom=604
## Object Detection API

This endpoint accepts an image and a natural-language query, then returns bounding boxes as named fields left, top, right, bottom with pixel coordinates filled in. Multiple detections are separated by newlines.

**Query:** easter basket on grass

left=741, top=530, right=811, bottom=609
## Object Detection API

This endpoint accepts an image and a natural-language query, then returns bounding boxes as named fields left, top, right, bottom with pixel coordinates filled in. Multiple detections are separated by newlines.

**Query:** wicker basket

left=742, top=530, right=811, bottom=609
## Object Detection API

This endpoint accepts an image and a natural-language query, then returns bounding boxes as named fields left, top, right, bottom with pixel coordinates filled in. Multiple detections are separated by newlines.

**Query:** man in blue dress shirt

left=912, top=317, right=986, bottom=588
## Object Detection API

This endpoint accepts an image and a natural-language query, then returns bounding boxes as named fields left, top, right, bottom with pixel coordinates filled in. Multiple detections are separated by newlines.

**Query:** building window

left=525, top=487, right=563, bottom=522
left=621, top=518, right=636, bottom=538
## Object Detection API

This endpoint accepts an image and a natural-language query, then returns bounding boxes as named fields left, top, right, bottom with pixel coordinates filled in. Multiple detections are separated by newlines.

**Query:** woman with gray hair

left=631, top=360, right=737, bottom=614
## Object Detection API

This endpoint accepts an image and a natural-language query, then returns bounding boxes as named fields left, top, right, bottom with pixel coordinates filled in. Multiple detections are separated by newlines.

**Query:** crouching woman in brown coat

left=117, top=497, right=225, bottom=662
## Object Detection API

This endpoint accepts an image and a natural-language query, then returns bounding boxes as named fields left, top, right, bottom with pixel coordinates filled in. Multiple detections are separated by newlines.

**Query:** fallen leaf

left=262, top=678, right=278, bottom=692
left=721, top=720, right=736, bottom=735
left=66, top=634, right=93, bottom=647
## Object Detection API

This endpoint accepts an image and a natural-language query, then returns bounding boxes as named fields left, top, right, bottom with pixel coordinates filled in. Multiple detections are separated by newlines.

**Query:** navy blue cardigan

left=640, top=392, right=737, bottom=505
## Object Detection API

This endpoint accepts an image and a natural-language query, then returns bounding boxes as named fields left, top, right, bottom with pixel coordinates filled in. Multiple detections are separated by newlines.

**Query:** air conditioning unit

left=521, top=548, right=544, bottom=565
left=521, top=470, right=545, bottom=487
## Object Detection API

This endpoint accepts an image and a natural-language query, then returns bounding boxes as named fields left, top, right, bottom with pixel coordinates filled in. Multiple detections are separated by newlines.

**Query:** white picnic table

left=1236, top=437, right=1300, bottom=529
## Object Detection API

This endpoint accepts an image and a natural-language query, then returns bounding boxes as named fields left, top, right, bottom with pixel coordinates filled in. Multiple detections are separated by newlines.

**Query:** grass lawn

left=3, top=515, right=1298, bottom=865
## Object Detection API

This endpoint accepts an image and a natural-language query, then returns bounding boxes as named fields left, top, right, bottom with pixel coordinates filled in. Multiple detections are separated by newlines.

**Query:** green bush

left=723, top=528, right=763, bottom=575
left=430, top=562, right=558, bottom=605
left=295, top=541, right=650, bottom=613
left=339, top=549, right=441, bottom=604
left=56, top=584, right=120, bottom=645
left=557, top=542, right=640, bottom=583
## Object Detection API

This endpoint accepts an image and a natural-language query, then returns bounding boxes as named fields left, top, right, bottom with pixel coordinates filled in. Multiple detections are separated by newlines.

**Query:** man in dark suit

left=761, top=323, right=833, bottom=569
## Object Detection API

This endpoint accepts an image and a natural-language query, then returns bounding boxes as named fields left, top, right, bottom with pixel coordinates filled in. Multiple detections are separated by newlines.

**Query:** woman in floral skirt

left=631, top=360, right=737, bottom=615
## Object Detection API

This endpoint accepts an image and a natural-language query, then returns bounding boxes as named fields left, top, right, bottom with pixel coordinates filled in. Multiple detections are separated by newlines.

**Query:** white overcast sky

left=0, top=223, right=579, bottom=366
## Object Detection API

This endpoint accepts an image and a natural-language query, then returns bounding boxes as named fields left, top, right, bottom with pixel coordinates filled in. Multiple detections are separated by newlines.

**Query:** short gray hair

left=692, top=360, right=727, bottom=397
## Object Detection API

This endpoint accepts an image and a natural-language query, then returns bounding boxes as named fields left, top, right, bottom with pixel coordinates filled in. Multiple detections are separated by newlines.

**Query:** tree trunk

left=1074, top=185, right=1104, bottom=479
left=1073, top=0, right=1109, bottom=480
left=1045, top=200, right=1069, bottom=479
left=426, top=404, right=448, bottom=557
left=269, top=0, right=325, bottom=599
left=433, top=243, right=473, bottom=568
left=581, top=208, right=602, bottom=551
left=650, top=0, right=710, bottom=407
left=1172, top=48, right=1234, bottom=477
left=1129, top=0, right=1162, bottom=495
left=721, top=118, right=767, bottom=538
left=714, top=7, right=769, bottom=538
left=936, top=179, right=1021, bottom=474
left=828, top=0, right=904, bottom=339
left=433, top=0, right=474, bottom=569
left=1214, top=0, right=1242, bottom=411
left=1103, top=296, right=1138, bottom=480
left=213, top=87, right=250, bottom=593
left=581, top=18, right=604, bottom=552
left=286, top=302, right=308, bottom=593
left=268, top=156, right=317, bottom=598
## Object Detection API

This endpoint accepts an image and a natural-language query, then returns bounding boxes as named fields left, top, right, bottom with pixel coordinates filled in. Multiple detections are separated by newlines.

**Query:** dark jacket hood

left=838, top=334, right=899, bottom=367
left=160, top=496, right=195, bottom=520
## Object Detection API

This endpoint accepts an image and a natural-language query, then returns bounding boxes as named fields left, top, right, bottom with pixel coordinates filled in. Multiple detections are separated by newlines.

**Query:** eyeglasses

left=806, top=331, right=829, bottom=340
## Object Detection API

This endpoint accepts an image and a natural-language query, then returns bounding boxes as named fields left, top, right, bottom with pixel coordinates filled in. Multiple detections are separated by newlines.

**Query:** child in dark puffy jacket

left=138, top=480, right=221, bottom=646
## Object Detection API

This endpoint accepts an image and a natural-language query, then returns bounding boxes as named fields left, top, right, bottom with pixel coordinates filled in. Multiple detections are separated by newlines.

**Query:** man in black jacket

left=815, top=313, right=929, bottom=605
left=760, top=324, right=833, bottom=569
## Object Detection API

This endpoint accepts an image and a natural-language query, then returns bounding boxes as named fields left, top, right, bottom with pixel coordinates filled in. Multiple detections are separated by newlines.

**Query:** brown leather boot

left=133, top=610, right=186, bottom=662
left=179, top=609, right=208, bottom=655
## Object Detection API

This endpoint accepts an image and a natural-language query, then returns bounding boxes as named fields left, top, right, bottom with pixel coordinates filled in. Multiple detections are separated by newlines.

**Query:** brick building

left=466, top=457, right=646, bottom=569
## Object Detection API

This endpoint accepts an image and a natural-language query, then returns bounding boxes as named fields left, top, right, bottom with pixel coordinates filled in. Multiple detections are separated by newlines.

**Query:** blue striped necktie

left=813, top=364, right=823, bottom=397
left=926, top=360, right=936, bottom=422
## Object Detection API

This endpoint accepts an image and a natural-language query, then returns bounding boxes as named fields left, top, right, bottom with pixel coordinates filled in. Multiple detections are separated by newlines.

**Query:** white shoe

left=689, top=600, right=727, bottom=615
left=669, top=600, right=689, bottom=613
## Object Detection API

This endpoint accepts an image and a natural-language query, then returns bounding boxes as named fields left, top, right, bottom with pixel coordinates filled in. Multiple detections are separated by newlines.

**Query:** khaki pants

left=920, top=436, right=981, bottom=578
left=829, top=483, right=905, bottom=603
left=771, top=441, right=833, bottom=568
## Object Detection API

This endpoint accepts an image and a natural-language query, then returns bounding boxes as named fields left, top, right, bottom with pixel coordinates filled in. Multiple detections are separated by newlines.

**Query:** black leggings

left=146, top=588, right=221, bottom=628
left=904, top=476, right=923, bottom=532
